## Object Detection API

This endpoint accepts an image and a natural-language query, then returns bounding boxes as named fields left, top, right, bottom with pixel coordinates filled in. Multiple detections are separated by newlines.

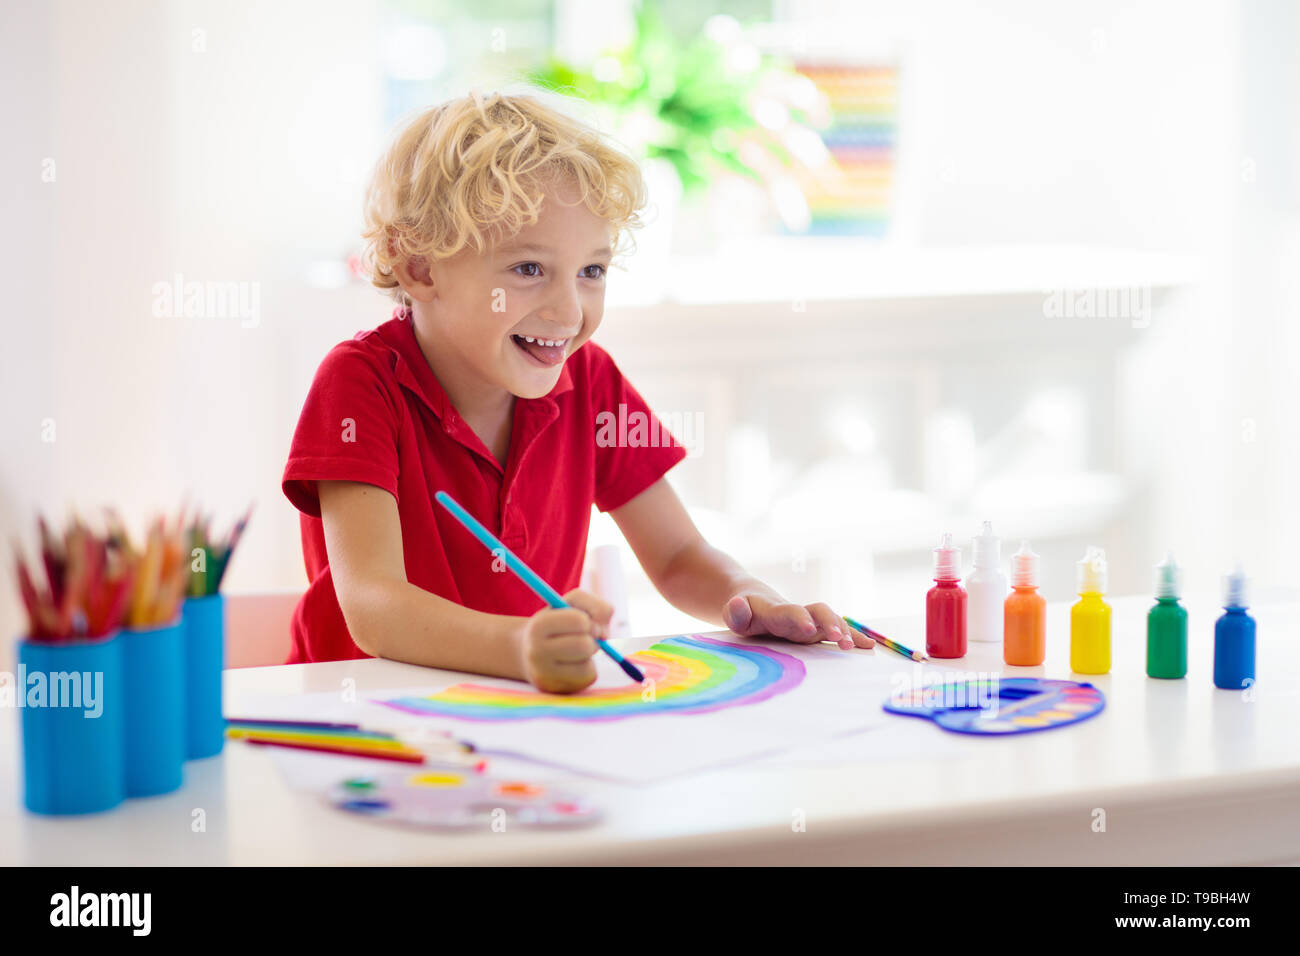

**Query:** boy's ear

left=393, top=255, right=436, bottom=303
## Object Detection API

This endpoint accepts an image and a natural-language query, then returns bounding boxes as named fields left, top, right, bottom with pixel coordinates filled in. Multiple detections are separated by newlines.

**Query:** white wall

left=2, top=0, right=1296, bottom=647
left=0, top=0, right=388, bottom=646
left=784, top=0, right=1241, bottom=250
left=1, top=0, right=58, bottom=645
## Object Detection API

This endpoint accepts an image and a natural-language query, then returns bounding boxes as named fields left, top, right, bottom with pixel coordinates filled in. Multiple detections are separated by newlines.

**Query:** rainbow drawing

left=379, top=636, right=805, bottom=722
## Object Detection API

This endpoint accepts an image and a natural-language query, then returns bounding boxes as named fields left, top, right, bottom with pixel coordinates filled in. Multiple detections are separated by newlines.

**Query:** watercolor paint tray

left=329, top=769, right=602, bottom=830
left=883, top=677, right=1105, bottom=735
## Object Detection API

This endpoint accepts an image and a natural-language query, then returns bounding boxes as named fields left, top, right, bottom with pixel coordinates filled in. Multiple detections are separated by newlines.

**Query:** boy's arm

left=319, top=480, right=612, bottom=690
left=317, top=480, right=532, bottom=676
left=608, top=478, right=872, bottom=649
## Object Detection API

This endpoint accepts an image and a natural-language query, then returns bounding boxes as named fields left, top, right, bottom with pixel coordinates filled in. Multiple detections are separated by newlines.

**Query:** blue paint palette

left=883, top=677, right=1105, bottom=735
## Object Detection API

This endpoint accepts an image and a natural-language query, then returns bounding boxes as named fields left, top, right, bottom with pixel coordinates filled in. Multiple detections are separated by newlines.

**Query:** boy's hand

left=518, top=589, right=613, bottom=694
left=723, top=594, right=875, bottom=651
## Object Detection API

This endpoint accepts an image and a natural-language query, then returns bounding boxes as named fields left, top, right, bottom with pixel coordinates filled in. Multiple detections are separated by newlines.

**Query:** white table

left=3, top=595, right=1298, bottom=865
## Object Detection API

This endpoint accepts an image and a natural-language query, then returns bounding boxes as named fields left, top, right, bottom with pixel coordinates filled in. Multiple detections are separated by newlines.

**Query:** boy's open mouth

left=511, top=334, right=569, bottom=368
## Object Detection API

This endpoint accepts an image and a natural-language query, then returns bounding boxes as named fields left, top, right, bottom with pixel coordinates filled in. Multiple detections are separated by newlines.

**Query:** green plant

left=528, top=5, right=827, bottom=194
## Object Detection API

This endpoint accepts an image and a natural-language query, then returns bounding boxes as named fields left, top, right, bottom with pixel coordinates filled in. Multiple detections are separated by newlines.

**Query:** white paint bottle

left=967, top=521, right=1009, bottom=644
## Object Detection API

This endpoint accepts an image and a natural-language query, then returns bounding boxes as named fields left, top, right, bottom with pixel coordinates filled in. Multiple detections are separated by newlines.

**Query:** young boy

left=282, top=92, right=873, bottom=691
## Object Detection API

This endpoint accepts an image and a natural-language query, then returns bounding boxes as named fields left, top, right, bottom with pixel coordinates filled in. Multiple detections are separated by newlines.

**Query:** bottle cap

left=1010, top=540, right=1039, bottom=588
left=1154, top=552, right=1181, bottom=600
left=1222, top=564, right=1248, bottom=608
left=932, top=532, right=960, bottom=581
left=972, top=520, right=1000, bottom=569
left=1076, top=546, right=1107, bottom=594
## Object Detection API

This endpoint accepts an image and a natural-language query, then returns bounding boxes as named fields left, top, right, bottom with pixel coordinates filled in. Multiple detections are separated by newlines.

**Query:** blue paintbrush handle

left=435, top=491, right=644, bottom=683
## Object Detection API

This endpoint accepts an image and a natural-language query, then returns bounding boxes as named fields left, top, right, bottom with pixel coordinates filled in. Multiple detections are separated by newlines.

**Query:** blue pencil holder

left=182, top=595, right=225, bottom=759
left=122, top=618, right=185, bottom=797
left=19, top=632, right=126, bottom=815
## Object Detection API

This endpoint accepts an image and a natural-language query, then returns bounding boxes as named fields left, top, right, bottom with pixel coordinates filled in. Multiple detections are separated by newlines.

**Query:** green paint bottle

left=1147, top=552, right=1188, bottom=679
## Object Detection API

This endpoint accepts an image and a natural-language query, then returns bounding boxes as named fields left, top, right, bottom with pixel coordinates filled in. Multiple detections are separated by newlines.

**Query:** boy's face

left=419, top=181, right=614, bottom=401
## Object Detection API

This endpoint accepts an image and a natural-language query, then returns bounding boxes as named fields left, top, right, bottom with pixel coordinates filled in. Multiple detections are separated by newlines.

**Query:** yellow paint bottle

left=1070, top=546, right=1111, bottom=674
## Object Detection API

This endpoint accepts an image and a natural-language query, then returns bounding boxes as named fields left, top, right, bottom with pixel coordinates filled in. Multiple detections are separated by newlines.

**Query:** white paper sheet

left=233, top=636, right=902, bottom=784
left=745, top=717, right=970, bottom=770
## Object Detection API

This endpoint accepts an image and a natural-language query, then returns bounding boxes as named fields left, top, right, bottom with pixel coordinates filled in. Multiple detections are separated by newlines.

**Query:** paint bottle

left=1214, top=565, right=1256, bottom=690
left=1146, top=552, right=1188, bottom=679
left=967, top=521, right=1008, bottom=643
left=1070, top=546, right=1111, bottom=674
left=1004, top=540, right=1046, bottom=666
left=926, top=532, right=967, bottom=659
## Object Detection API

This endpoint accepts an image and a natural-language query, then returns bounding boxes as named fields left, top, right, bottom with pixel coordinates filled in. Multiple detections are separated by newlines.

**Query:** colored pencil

left=186, top=504, right=253, bottom=597
left=13, top=514, right=137, bottom=641
left=244, top=739, right=426, bottom=765
left=434, top=490, right=645, bottom=683
left=228, top=717, right=367, bottom=731
left=228, top=728, right=422, bottom=755
left=226, top=718, right=476, bottom=753
left=227, top=720, right=480, bottom=766
left=118, top=513, right=189, bottom=627
left=845, top=615, right=928, bottom=662
left=242, top=738, right=487, bottom=772
left=228, top=728, right=415, bottom=749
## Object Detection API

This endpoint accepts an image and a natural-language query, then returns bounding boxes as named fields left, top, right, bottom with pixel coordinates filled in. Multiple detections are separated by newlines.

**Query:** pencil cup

left=182, top=595, right=225, bottom=759
left=18, top=633, right=126, bottom=815
left=122, top=618, right=185, bottom=797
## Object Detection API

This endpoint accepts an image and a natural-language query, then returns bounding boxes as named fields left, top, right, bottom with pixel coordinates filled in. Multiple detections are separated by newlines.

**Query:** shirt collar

left=378, top=306, right=574, bottom=422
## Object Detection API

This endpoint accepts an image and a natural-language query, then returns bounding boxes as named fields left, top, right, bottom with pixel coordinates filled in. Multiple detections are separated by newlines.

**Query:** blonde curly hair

left=361, top=91, right=647, bottom=301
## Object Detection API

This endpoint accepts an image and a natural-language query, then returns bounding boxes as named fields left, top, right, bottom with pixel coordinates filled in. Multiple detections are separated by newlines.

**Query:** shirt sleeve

left=590, top=346, right=689, bottom=512
left=282, top=344, right=403, bottom=518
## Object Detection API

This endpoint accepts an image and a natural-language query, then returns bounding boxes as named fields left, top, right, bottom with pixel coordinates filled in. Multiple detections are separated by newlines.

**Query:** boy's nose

left=538, top=283, right=583, bottom=328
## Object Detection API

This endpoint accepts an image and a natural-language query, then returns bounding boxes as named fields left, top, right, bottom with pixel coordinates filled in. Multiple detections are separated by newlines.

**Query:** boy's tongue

left=517, top=336, right=565, bottom=366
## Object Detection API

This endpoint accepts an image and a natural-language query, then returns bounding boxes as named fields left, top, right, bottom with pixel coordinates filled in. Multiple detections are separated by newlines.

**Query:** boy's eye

left=512, top=262, right=604, bottom=279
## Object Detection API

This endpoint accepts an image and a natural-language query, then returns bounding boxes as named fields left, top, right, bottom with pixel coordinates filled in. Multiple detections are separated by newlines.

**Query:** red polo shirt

left=281, top=308, right=687, bottom=663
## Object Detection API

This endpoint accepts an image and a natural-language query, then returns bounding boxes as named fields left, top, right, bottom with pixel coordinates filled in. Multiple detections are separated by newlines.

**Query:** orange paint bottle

left=1004, top=540, right=1046, bottom=666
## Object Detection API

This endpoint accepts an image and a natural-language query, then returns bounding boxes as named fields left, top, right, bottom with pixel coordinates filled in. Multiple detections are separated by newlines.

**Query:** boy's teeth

left=519, top=336, right=565, bottom=346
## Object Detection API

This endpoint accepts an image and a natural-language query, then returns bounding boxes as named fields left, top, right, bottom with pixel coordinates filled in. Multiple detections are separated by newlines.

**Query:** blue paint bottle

left=1213, top=565, right=1256, bottom=691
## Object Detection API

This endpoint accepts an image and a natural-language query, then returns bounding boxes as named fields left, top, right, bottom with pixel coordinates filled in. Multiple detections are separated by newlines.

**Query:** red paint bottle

left=926, top=532, right=967, bottom=659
